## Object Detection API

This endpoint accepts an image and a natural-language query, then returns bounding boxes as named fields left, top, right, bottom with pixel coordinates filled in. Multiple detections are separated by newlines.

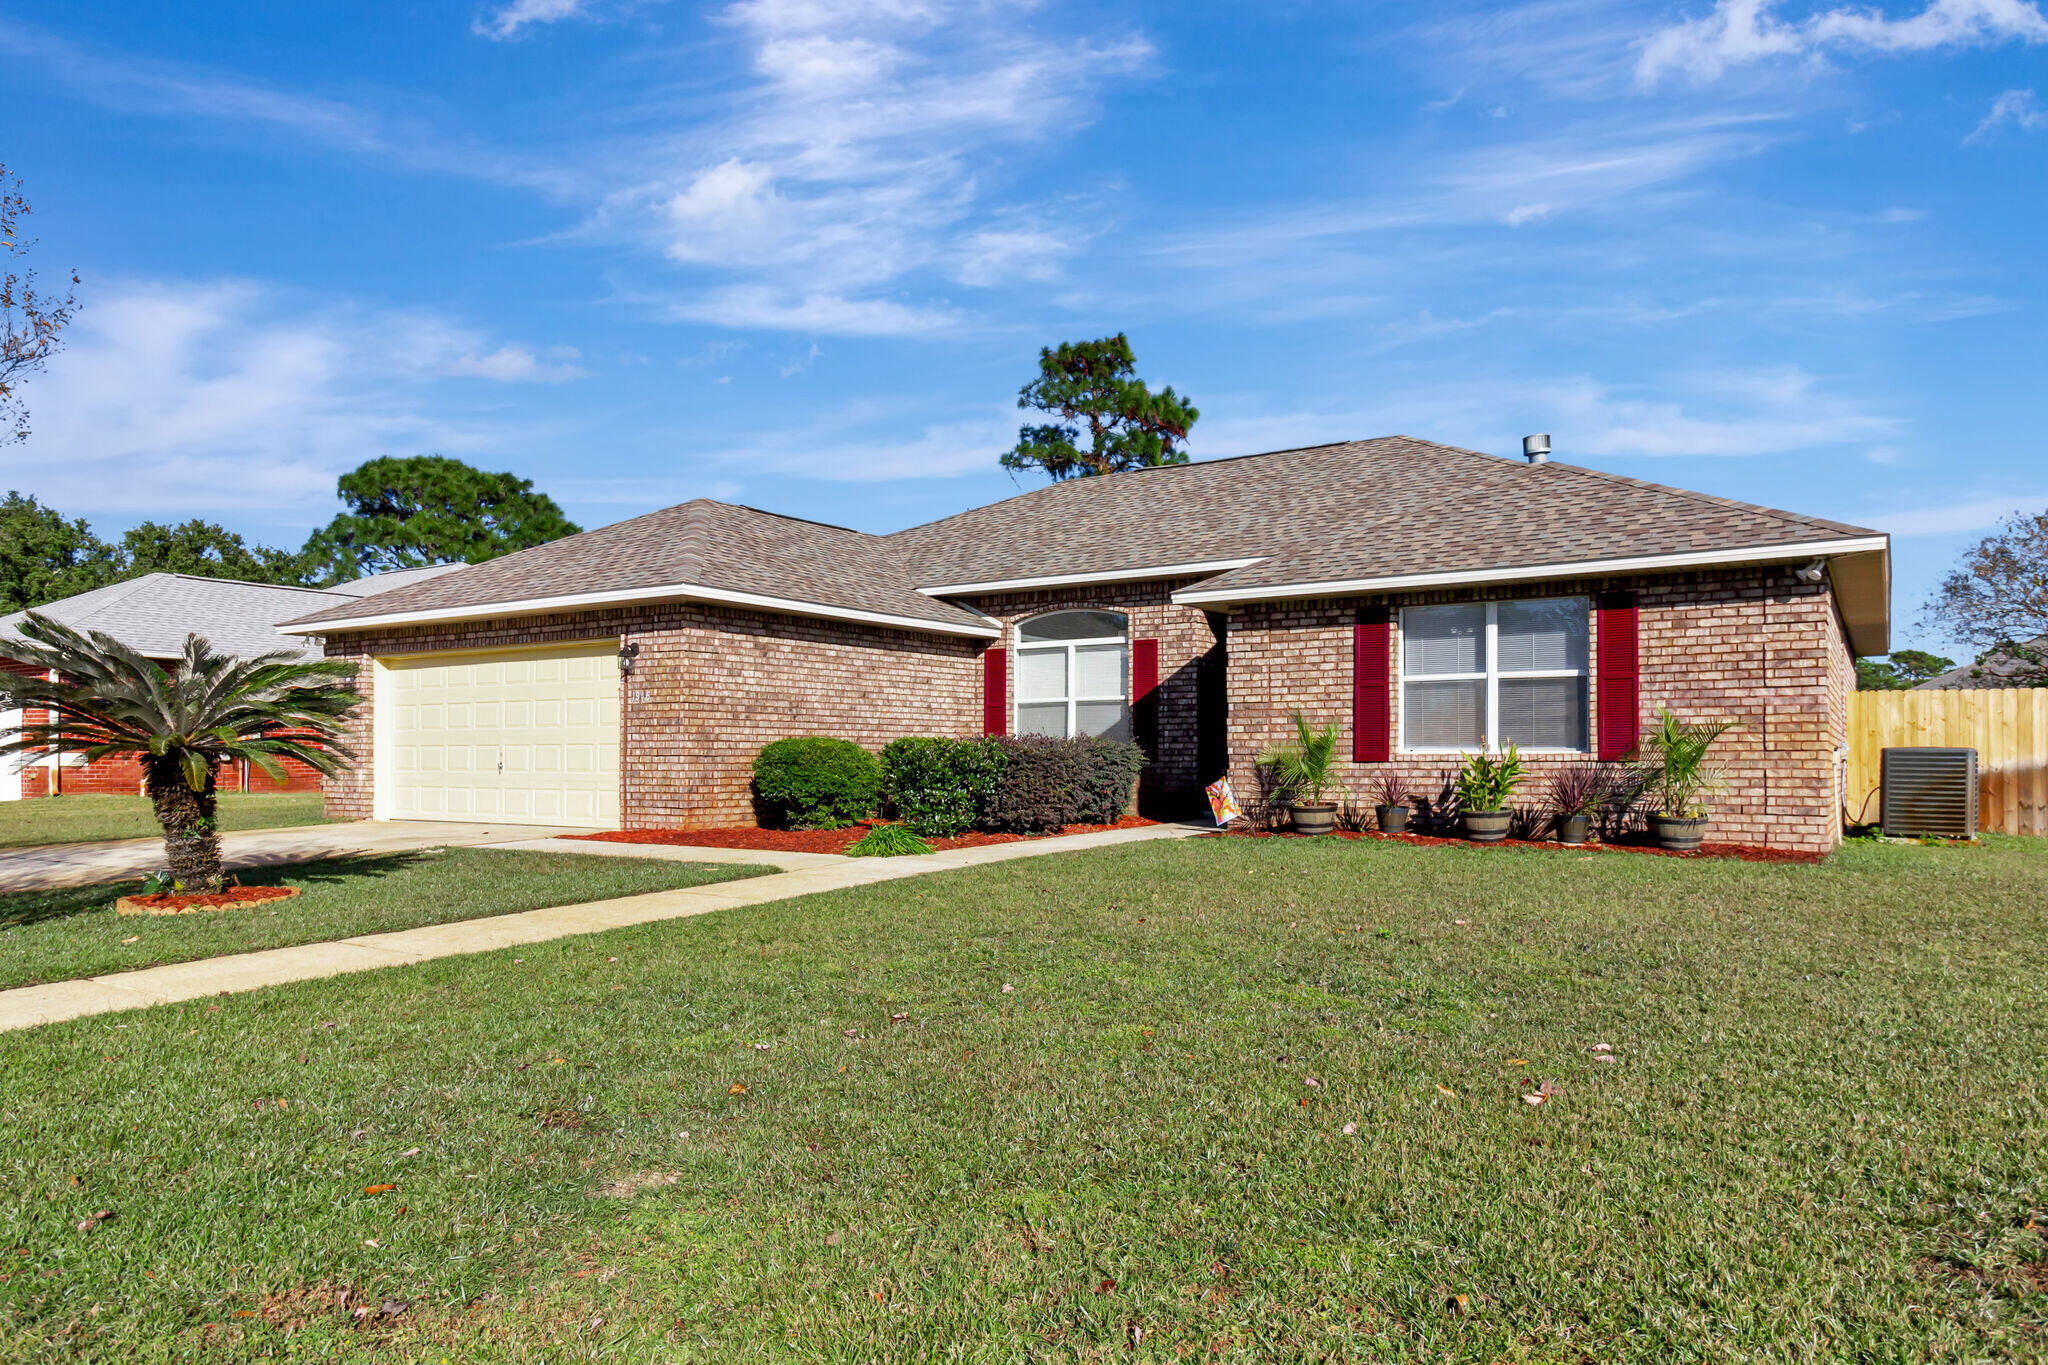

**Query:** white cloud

left=1637, top=0, right=2048, bottom=88
left=1967, top=87, right=2046, bottom=140
left=475, top=0, right=591, bottom=40
left=11, top=279, right=576, bottom=521
left=440, top=344, right=590, bottom=383
left=597, top=0, right=1149, bottom=331
left=1865, top=492, right=2048, bottom=535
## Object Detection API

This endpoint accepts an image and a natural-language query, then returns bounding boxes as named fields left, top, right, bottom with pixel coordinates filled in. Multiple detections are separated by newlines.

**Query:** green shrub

left=881, top=736, right=1010, bottom=837
left=751, top=737, right=881, bottom=829
left=980, top=735, right=1146, bottom=834
left=1073, top=735, right=1146, bottom=824
left=844, top=823, right=934, bottom=858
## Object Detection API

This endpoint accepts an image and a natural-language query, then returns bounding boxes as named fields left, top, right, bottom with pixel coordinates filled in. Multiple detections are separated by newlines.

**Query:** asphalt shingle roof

left=890, top=437, right=1882, bottom=593
left=281, top=500, right=992, bottom=632
left=0, top=574, right=352, bottom=663
left=279, top=437, right=1885, bottom=635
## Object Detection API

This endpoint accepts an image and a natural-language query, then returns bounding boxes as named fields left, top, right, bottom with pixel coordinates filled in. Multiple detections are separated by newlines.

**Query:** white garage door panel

left=384, top=643, right=620, bottom=829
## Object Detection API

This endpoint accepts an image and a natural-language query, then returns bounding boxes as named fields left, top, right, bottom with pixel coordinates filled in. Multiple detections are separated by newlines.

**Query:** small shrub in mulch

left=845, top=824, right=935, bottom=858
left=752, top=736, right=883, bottom=830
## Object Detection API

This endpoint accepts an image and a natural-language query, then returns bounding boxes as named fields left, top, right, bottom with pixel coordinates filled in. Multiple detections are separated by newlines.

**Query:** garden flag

left=1204, top=777, right=1242, bottom=827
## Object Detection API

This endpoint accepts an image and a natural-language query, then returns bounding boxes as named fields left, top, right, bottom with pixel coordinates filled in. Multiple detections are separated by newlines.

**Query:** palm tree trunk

left=147, top=766, right=223, bottom=892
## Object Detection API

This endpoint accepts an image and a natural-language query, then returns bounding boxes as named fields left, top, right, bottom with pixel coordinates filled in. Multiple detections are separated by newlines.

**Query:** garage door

left=383, top=641, right=620, bottom=828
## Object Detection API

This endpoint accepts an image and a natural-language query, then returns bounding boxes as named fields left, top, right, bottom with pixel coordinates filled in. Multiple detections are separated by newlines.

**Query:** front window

left=1400, top=598, right=1588, bottom=752
left=1015, top=610, right=1131, bottom=741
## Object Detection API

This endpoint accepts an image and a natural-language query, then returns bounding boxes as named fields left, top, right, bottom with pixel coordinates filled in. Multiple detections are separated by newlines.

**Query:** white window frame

left=1398, top=598, right=1589, bottom=755
left=1013, top=612, right=1130, bottom=740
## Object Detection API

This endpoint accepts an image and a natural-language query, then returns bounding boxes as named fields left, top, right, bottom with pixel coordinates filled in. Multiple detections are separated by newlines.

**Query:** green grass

left=0, top=848, right=773, bottom=991
left=0, top=793, right=334, bottom=850
left=3, top=835, right=2045, bottom=1362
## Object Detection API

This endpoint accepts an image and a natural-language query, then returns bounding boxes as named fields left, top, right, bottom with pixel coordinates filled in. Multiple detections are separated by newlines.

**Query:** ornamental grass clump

left=844, top=824, right=934, bottom=858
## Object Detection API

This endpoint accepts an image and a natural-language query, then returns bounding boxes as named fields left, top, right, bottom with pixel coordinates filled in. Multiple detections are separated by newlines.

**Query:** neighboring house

left=1915, top=637, right=2046, bottom=689
left=0, top=565, right=459, bottom=800
left=279, top=437, right=1891, bottom=854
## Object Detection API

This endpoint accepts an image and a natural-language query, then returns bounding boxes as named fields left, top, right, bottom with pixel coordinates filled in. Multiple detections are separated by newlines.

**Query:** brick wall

left=0, top=655, right=323, bottom=799
left=959, top=580, right=1222, bottom=813
left=1224, top=566, right=1852, bottom=853
left=321, top=603, right=982, bottom=827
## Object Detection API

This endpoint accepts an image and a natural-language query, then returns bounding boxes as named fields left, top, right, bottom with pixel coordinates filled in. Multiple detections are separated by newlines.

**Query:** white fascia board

left=278, top=581, right=1001, bottom=640
left=918, top=558, right=1266, bottom=597
left=1170, top=537, right=1892, bottom=606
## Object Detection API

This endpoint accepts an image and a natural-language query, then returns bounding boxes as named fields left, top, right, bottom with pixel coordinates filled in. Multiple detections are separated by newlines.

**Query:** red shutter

left=1132, top=637, right=1161, bottom=758
left=1353, top=608, right=1392, bottom=763
left=1595, top=592, right=1639, bottom=761
left=982, top=646, right=1007, bottom=737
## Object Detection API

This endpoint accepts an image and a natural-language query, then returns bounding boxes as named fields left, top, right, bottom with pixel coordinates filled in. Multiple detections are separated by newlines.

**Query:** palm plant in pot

left=1258, top=712, right=1341, bottom=835
left=1637, top=710, right=1737, bottom=852
left=1452, top=743, right=1523, bottom=843
left=1545, top=763, right=1609, bottom=845
left=1371, top=772, right=1413, bottom=834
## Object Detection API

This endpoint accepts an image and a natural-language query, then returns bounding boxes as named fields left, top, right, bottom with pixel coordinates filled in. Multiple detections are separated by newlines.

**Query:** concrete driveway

left=0, top=820, right=587, bottom=892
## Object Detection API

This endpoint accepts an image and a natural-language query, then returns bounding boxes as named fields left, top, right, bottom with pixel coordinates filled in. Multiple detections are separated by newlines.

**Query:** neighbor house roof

left=327, top=564, right=465, bottom=598
left=0, top=574, right=353, bottom=663
left=278, top=436, right=1891, bottom=651
left=1916, top=637, right=2046, bottom=690
left=279, top=500, right=997, bottom=638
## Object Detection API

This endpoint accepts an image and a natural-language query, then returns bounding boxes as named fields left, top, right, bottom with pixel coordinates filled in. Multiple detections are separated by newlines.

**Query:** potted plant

left=1545, top=763, right=1609, bottom=846
left=1258, top=712, right=1341, bottom=835
left=1637, top=710, right=1738, bottom=852
left=1453, top=744, right=1523, bottom=843
left=1372, top=772, right=1413, bottom=834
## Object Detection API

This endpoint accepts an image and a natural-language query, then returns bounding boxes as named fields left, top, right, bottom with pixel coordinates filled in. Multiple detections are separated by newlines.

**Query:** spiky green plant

left=1637, top=710, right=1738, bottom=818
left=844, top=823, right=934, bottom=858
left=1257, top=712, right=1341, bottom=804
left=0, top=614, right=360, bottom=891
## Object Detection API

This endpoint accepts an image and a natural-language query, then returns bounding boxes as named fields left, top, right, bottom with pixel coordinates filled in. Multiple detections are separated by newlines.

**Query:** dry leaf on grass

left=363, top=1184, right=397, bottom=1196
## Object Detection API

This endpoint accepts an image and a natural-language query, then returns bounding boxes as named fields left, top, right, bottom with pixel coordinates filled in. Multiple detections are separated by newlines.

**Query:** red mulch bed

left=568, top=815, right=1158, bottom=855
left=1202, top=826, right=1822, bottom=864
left=115, top=885, right=302, bottom=914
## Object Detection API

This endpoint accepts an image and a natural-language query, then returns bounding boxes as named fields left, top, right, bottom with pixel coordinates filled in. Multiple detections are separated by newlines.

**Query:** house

left=1914, top=637, right=2045, bottom=690
left=0, top=565, right=458, bottom=800
left=278, top=437, right=1891, bottom=853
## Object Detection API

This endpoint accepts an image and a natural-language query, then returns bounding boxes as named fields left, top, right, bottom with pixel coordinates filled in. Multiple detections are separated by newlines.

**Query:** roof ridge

left=1533, top=459, right=1883, bottom=537
left=162, top=573, right=351, bottom=595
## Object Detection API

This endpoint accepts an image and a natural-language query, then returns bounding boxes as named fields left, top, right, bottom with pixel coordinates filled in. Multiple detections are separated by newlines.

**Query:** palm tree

left=0, top=614, right=360, bottom=891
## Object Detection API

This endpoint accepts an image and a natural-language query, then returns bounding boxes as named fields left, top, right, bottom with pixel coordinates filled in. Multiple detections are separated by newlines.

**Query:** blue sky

left=3, top=0, right=2044, bottom=655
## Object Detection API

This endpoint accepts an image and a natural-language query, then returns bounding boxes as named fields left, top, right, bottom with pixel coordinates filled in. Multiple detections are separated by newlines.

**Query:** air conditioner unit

left=1880, top=747, right=1978, bottom=839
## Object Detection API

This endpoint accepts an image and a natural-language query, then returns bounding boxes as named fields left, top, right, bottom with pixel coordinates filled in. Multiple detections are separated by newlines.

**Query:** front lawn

left=0, top=848, right=773, bottom=990
left=3, top=836, right=2044, bottom=1361
left=0, top=792, right=334, bottom=850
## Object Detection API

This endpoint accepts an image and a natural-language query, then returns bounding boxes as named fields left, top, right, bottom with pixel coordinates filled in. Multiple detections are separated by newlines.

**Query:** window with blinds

left=1400, top=598, right=1589, bottom=752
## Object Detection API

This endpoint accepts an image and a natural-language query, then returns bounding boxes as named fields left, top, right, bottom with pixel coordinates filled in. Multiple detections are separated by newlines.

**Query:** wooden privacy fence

left=1846, top=688, right=2048, bottom=835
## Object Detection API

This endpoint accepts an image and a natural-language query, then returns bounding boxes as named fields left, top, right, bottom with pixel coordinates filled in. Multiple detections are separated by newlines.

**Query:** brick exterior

left=957, top=580, right=1223, bottom=813
left=1224, top=566, right=1855, bottom=853
left=321, top=603, right=981, bottom=827
left=0, top=655, right=323, bottom=800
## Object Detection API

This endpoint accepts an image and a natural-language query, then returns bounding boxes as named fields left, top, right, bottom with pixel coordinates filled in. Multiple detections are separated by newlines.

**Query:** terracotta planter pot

left=1461, top=810, right=1512, bottom=843
left=1289, top=801, right=1339, bottom=836
left=1648, top=813, right=1708, bottom=852
left=1554, top=812, right=1591, bottom=845
left=1375, top=803, right=1410, bottom=835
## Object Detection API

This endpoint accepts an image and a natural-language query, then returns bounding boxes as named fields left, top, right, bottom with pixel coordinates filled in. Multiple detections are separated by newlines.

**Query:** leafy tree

left=0, top=491, right=116, bottom=612
left=119, top=520, right=315, bottom=586
left=301, top=455, right=581, bottom=579
left=1924, top=509, right=2048, bottom=687
left=1, top=163, right=79, bottom=444
left=0, top=616, right=358, bottom=891
left=1855, top=649, right=1955, bottom=691
left=1002, top=334, right=1198, bottom=482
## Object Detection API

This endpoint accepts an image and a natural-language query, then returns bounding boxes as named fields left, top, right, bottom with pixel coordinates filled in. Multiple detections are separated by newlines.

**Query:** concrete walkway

left=0, top=820, right=587, bottom=892
left=0, top=822, right=1206, bottom=1032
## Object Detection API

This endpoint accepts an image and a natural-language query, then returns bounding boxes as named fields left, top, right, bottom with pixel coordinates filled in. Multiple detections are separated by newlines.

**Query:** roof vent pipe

left=1522, top=434, right=1551, bottom=464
